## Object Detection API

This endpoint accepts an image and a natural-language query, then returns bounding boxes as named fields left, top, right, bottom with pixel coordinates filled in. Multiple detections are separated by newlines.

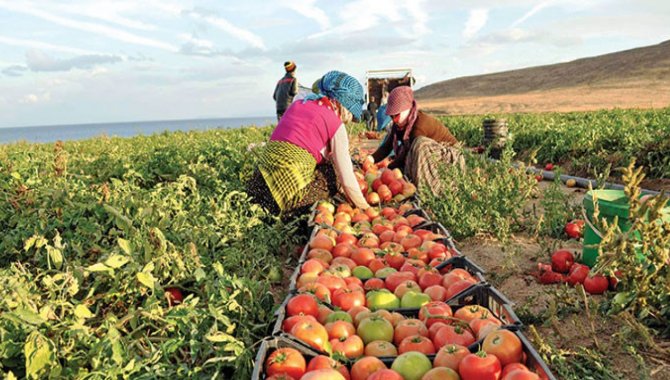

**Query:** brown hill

left=416, top=40, right=670, bottom=114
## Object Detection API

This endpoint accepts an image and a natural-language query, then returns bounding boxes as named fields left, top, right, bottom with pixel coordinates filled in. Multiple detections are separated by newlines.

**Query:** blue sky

left=1, top=0, right=669, bottom=128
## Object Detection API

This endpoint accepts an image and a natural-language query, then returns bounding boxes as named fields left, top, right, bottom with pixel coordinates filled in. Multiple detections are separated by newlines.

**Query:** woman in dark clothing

left=370, top=86, right=464, bottom=192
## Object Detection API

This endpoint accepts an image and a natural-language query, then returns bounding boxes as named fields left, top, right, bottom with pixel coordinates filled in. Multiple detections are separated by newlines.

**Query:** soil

left=417, top=83, right=670, bottom=116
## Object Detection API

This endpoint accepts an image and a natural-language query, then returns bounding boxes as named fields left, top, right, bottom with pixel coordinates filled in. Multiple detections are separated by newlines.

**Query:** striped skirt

left=404, top=136, right=465, bottom=194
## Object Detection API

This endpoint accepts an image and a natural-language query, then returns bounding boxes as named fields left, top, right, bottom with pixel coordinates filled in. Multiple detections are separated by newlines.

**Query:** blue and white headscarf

left=304, top=70, right=365, bottom=121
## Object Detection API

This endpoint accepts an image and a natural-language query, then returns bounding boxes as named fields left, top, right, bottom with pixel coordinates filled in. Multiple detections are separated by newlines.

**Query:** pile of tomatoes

left=265, top=326, right=541, bottom=380
left=258, top=169, right=556, bottom=379
left=354, top=157, right=417, bottom=205
left=535, top=249, right=618, bottom=295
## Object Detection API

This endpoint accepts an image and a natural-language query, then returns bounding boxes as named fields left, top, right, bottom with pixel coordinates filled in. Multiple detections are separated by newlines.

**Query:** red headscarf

left=385, top=86, right=418, bottom=157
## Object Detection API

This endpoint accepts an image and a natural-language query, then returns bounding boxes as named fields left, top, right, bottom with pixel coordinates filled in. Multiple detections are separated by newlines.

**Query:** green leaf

left=194, top=268, right=206, bottom=282
left=24, top=331, right=55, bottom=379
left=86, top=263, right=111, bottom=272
left=205, top=331, right=235, bottom=343
left=46, top=246, right=63, bottom=270
left=104, top=254, right=129, bottom=269
left=11, top=171, right=21, bottom=180
left=137, top=272, right=155, bottom=290
left=12, top=308, right=46, bottom=325
left=24, top=235, right=38, bottom=251
left=117, top=238, right=132, bottom=255
left=74, top=305, right=94, bottom=319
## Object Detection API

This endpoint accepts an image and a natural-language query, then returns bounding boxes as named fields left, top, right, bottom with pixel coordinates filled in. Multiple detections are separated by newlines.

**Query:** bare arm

left=330, top=125, right=370, bottom=210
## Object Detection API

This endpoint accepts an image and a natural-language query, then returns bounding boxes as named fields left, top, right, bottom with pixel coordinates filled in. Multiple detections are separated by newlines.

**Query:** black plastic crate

left=251, top=335, right=321, bottom=380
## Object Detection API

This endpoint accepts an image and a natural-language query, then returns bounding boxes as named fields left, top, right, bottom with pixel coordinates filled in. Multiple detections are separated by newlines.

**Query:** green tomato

left=400, top=291, right=431, bottom=309
left=374, top=267, right=397, bottom=279
left=391, top=352, right=433, bottom=380
left=325, top=310, right=353, bottom=324
left=366, top=289, right=400, bottom=310
left=352, top=266, right=374, bottom=280
left=357, top=316, right=394, bottom=344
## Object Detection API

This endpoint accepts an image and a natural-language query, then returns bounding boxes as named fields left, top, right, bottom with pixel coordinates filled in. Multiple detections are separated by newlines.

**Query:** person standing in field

left=249, top=70, right=370, bottom=217
left=273, top=61, right=298, bottom=121
left=369, top=86, right=464, bottom=192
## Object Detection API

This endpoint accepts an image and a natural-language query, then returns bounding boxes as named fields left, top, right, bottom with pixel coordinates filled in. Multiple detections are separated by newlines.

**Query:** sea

left=0, top=116, right=276, bottom=145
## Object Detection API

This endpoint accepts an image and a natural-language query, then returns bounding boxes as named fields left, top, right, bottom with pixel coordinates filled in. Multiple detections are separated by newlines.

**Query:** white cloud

left=19, top=92, right=50, bottom=104
left=0, top=1, right=178, bottom=52
left=25, top=50, right=123, bottom=72
left=510, top=0, right=555, bottom=28
left=463, top=8, right=489, bottom=39
left=187, top=10, right=266, bottom=50
left=280, top=0, right=330, bottom=30
left=0, top=35, right=99, bottom=55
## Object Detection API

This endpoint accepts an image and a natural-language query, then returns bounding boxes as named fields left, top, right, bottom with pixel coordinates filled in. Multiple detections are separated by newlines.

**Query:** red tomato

left=454, top=305, right=489, bottom=322
left=282, top=315, right=317, bottom=333
left=419, top=302, right=453, bottom=327
left=501, top=363, right=530, bottom=377
left=459, top=351, right=502, bottom=380
left=384, top=251, right=406, bottom=270
left=584, top=274, right=609, bottom=294
left=265, top=347, right=306, bottom=379
left=502, top=369, right=540, bottom=380
left=325, top=320, right=356, bottom=340
left=564, top=220, right=584, bottom=239
left=299, top=282, right=331, bottom=303
left=418, top=271, right=443, bottom=290
left=165, top=287, right=183, bottom=306
left=350, top=356, right=387, bottom=380
left=307, top=355, right=350, bottom=380
left=434, top=344, right=470, bottom=371
left=544, top=163, right=554, bottom=171
left=433, top=324, right=476, bottom=349
left=330, top=335, right=364, bottom=359
left=301, top=368, right=346, bottom=380
left=364, top=278, right=386, bottom=291
left=482, top=329, right=523, bottom=366
left=290, top=320, right=329, bottom=352
left=367, top=368, right=403, bottom=380
left=394, top=318, right=428, bottom=345
left=351, top=247, right=376, bottom=267
left=365, top=340, right=398, bottom=356
left=551, top=250, right=575, bottom=273
left=385, top=271, right=416, bottom=293
left=446, top=279, right=475, bottom=299
left=398, top=335, right=436, bottom=355
left=332, top=243, right=356, bottom=258
left=286, top=294, right=319, bottom=318
left=336, top=233, right=358, bottom=246
left=265, top=374, right=295, bottom=380
left=567, top=263, right=590, bottom=286
left=424, top=285, right=449, bottom=302
left=332, top=289, right=365, bottom=311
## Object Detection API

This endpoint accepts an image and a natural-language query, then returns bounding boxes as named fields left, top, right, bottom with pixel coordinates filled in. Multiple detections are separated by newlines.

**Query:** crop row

left=439, top=107, right=670, bottom=178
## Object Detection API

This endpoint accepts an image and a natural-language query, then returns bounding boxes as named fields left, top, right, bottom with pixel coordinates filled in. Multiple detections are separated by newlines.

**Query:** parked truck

left=365, top=68, right=415, bottom=106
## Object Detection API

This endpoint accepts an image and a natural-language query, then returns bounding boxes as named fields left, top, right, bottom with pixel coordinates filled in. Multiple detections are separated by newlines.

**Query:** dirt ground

left=417, top=83, right=670, bottom=116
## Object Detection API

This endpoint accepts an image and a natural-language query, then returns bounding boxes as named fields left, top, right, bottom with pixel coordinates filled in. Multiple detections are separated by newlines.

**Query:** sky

left=1, top=0, right=669, bottom=128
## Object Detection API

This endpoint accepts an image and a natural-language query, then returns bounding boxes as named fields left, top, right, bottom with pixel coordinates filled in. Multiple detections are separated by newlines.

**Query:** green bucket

left=582, top=189, right=670, bottom=268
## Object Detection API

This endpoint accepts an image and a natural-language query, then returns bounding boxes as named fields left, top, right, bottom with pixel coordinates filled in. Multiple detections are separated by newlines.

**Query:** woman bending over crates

left=370, top=86, right=464, bottom=193
left=247, top=71, right=371, bottom=218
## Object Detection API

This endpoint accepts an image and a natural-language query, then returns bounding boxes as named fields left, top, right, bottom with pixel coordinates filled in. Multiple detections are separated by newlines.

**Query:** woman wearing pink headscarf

left=370, top=86, right=464, bottom=192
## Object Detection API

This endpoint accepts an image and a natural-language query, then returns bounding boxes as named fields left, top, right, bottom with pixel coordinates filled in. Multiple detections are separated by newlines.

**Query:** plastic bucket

left=582, top=189, right=670, bottom=267
left=582, top=190, right=632, bottom=267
